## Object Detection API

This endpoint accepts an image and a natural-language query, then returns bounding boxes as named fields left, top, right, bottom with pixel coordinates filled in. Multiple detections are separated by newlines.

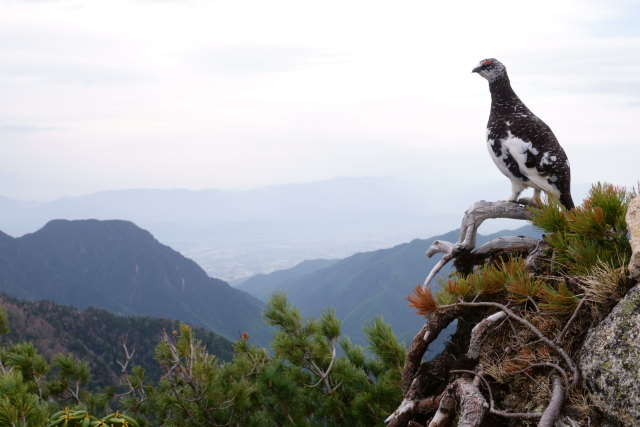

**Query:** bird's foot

left=499, top=197, right=538, bottom=207
left=501, top=198, right=520, bottom=204
left=516, top=197, right=541, bottom=207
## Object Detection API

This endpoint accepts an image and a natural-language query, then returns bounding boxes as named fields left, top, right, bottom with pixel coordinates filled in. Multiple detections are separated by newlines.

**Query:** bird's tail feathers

left=560, top=192, right=575, bottom=210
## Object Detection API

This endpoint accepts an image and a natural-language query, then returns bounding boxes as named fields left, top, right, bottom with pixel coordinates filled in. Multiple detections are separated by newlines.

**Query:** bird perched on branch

left=472, top=58, right=574, bottom=210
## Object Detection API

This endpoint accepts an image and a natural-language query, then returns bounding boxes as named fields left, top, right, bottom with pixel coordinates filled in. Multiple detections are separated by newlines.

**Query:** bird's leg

left=532, top=188, right=542, bottom=205
left=505, top=181, right=526, bottom=203
left=517, top=188, right=542, bottom=207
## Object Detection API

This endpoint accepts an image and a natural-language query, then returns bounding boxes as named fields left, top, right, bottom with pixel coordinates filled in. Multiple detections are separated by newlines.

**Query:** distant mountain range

left=0, top=219, right=270, bottom=344
left=237, top=258, right=340, bottom=301
left=0, top=294, right=233, bottom=389
left=237, top=224, right=541, bottom=346
left=0, top=208, right=543, bottom=366
left=0, top=177, right=565, bottom=281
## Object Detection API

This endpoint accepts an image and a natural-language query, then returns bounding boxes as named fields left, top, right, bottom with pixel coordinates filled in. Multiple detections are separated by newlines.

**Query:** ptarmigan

left=472, top=58, right=574, bottom=210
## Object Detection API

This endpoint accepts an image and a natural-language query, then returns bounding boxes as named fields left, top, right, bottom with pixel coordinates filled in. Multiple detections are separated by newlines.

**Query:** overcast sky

left=1, top=0, right=639, bottom=201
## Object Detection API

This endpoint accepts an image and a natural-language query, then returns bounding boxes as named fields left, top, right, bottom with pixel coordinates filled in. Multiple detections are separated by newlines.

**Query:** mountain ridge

left=238, top=225, right=541, bottom=345
left=0, top=177, right=545, bottom=281
left=0, top=219, right=270, bottom=344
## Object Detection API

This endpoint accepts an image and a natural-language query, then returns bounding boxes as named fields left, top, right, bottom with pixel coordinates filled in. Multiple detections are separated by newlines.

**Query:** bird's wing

left=502, top=133, right=559, bottom=196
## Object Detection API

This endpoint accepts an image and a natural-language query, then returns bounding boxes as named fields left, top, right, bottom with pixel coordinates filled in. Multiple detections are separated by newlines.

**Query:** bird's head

left=472, top=58, right=506, bottom=82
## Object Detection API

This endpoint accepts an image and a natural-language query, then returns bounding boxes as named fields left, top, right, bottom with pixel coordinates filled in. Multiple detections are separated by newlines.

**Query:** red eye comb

left=482, top=60, right=493, bottom=66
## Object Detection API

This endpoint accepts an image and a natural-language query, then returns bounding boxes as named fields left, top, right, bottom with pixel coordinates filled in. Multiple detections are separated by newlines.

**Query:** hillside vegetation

left=0, top=294, right=233, bottom=388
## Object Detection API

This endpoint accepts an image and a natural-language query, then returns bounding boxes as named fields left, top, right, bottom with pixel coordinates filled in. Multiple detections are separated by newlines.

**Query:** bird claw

left=517, top=197, right=541, bottom=207
left=500, top=198, right=537, bottom=207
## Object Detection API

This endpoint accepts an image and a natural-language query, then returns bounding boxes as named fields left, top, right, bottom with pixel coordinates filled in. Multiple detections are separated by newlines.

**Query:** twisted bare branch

left=426, top=378, right=487, bottom=427
left=467, top=311, right=506, bottom=360
left=442, top=302, right=578, bottom=389
left=305, top=339, right=339, bottom=393
left=400, top=309, right=459, bottom=394
left=538, top=375, right=565, bottom=427
left=423, top=200, right=534, bottom=290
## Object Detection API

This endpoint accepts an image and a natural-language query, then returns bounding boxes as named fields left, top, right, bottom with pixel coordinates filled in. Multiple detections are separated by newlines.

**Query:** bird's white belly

left=487, top=138, right=514, bottom=179
left=486, top=131, right=559, bottom=197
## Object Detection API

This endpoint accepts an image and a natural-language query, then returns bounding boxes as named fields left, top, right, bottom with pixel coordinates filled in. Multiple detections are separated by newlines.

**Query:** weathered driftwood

left=456, top=200, right=532, bottom=249
left=423, top=200, right=534, bottom=290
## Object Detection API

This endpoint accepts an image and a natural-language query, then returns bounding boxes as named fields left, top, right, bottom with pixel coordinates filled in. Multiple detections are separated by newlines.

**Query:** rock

left=580, top=284, right=640, bottom=426
left=628, top=195, right=640, bottom=281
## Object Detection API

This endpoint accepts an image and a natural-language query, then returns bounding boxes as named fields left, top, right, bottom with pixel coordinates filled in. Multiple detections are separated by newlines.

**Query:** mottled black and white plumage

left=472, top=58, right=574, bottom=209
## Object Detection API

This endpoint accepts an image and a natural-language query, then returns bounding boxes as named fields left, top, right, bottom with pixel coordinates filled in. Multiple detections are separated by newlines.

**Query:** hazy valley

left=0, top=211, right=538, bottom=350
left=0, top=177, right=588, bottom=282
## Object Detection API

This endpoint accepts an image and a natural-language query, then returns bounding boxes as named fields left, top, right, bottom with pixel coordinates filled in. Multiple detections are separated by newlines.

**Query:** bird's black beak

left=472, top=65, right=482, bottom=73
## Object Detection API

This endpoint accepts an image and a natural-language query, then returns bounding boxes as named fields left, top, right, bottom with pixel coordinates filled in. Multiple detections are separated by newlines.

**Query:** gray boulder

left=580, top=283, right=640, bottom=426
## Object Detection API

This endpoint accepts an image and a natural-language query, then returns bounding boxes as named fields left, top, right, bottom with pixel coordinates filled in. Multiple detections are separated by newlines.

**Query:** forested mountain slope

left=0, top=219, right=270, bottom=343
left=239, top=225, right=540, bottom=344
left=0, top=293, right=233, bottom=388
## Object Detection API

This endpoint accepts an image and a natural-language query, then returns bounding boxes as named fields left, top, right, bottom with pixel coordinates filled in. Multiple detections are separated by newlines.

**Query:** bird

left=472, top=58, right=574, bottom=210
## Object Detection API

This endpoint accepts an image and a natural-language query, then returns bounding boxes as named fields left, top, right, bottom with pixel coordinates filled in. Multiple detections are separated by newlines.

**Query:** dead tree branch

left=426, top=378, right=487, bottom=427
left=116, top=335, right=147, bottom=402
left=457, top=200, right=531, bottom=249
left=426, top=381, right=457, bottom=427
left=555, top=298, right=586, bottom=343
left=538, top=375, right=565, bottom=427
left=443, top=302, right=578, bottom=389
left=423, top=200, right=534, bottom=290
left=467, top=311, right=506, bottom=360
left=451, top=369, right=545, bottom=421
left=456, top=378, right=487, bottom=427
left=401, top=309, right=459, bottom=394
left=390, top=199, right=583, bottom=426
left=304, top=339, right=340, bottom=393
left=389, top=301, right=576, bottom=425
left=385, top=394, right=444, bottom=427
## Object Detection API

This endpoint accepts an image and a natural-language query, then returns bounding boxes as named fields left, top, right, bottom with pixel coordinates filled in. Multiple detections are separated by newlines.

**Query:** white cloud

left=190, top=44, right=336, bottom=75
left=0, top=0, right=638, bottom=200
